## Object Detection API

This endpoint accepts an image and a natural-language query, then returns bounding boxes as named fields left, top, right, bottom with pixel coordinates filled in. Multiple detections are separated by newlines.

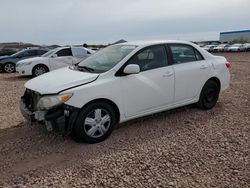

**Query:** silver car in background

left=213, top=44, right=230, bottom=52
left=227, top=44, right=244, bottom=52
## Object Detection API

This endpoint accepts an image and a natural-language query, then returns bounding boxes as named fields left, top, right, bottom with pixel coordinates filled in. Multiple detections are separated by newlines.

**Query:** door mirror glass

left=123, top=64, right=140, bottom=74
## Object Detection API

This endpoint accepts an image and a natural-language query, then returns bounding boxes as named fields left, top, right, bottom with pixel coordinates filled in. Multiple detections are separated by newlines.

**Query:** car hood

left=0, top=56, right=8, bottom=60
left=25, top=67, right=99, bottom=94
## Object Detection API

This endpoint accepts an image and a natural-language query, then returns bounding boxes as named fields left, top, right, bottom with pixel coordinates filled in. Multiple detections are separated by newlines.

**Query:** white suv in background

left=16, top=47, right=95, bottom=76
left=20, top=40, right=230, bottom=143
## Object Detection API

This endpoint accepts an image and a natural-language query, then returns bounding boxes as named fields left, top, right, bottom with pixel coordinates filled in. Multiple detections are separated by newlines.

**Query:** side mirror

left=123, top=64, right=140, bottom=75
left=51, top=54, right=58, bottom=58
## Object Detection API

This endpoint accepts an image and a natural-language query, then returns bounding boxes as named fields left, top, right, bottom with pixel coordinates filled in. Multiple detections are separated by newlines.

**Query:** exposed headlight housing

left=37, top=93, right=73, bottom=110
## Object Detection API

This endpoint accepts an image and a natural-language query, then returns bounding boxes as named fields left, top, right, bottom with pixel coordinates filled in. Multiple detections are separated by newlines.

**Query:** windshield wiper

left=78, top=65, right=95, bottom=72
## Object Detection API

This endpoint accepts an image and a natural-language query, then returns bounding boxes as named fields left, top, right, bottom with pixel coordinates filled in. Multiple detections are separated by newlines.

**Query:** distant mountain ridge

left=0, top=42, right=60, bottom=56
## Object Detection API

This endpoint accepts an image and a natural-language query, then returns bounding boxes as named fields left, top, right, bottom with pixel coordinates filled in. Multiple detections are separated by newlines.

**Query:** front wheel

left=32, top=65, right=49, bottom=77
left=71, top=102, right=117, bottom=143
left=197, top=80, right=220, bottom=110
left=4, top=63, right=15, bottom=73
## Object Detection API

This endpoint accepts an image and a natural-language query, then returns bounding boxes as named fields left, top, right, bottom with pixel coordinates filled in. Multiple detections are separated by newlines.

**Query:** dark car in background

left=0, top=48, right=48, bottom=73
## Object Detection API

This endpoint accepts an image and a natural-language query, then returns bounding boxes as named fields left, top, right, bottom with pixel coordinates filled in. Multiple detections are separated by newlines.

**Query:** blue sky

left=0, top=0, right=249, bottom=45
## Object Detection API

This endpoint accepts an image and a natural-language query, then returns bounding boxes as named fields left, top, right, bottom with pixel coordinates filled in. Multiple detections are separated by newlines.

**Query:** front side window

left=169, top=44, right=203, bottom=64
left=28, top=50, right=39, bottom=56
left=56, top=48, right=72, bottom=57
left=37, top=50, right=47, bottom=56
left=127, top=45, right=168, bottom=72
left=194, top=49, right=204, bottom=61
left=78, top=45, right=137, bottom=73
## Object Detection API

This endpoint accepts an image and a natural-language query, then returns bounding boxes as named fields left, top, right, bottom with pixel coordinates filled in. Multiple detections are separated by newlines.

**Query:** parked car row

left=0, top=48, right=48, bottom=73
left=202, top=43, right=250, bottom=52
left=0, top=46, right=94, bottom=75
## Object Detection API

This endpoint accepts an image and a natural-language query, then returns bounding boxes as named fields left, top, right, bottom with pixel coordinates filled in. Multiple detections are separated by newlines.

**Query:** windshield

left=42, top=49, right=57, bottom=57
left=11, top=49, right=26, bottom=57
left=78, top=45, right=137, bottom=73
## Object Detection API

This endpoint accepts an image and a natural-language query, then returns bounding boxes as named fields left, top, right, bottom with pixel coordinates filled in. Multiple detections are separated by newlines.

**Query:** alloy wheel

left=4, top=63, right=15, bottom=73
left=83, top=108, right=111, bottom=138
left=34, top=66, right=46, bottom=76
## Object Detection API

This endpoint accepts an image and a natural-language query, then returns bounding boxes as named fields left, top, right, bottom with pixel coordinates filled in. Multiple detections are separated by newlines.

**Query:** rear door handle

left=200, top=65, right=209, bottom=69
left=163, top=71, right=174, bottom=77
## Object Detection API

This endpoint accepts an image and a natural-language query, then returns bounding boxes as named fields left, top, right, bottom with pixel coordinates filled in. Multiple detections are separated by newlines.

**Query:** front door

left=120, top=45, right=175, bottom=117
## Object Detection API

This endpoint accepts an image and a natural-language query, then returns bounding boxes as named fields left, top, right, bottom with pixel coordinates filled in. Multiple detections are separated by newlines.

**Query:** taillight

left=225, top=61, right=231, bottom=69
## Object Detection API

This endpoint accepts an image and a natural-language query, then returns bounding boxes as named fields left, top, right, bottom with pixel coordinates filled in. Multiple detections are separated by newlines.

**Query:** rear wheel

left=32, top=65, right=49, bottom=76
left=4, top=63, right=15, bottom=73
left=197, top=80, right=220, bottom=110
left=71, top=102, right=117, bottom=143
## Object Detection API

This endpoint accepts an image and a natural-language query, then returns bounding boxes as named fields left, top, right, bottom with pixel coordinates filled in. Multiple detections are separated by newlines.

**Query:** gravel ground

left=0, top=53, right=249, bottom=187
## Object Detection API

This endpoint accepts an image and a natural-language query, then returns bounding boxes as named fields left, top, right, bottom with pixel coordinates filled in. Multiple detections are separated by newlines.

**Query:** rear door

left=50, top=48, right=74, bottom=70
left=168, top=43, right=211, bottom=103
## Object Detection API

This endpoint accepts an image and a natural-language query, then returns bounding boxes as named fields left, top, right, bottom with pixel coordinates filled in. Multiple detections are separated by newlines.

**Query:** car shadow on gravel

left=1, top=74, right=32, bottom=81
left=0, top=103, right=225, bottom=180
left=0, top=103, right=220, bottom=150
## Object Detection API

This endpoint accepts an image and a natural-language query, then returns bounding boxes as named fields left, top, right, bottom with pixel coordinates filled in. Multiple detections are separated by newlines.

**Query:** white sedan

left=20, top=40, right=230, bottom=143
left=227, top=43, right=244, bottom=52
left=16, top=46, right=94, bottom=76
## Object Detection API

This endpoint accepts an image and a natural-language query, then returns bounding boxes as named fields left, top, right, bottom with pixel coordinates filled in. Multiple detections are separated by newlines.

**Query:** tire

left=71, top=102, right=117, bottom=143
left=197, top=80, right=220, bottom=110
left=32, top=64, right=49, bottom=77
left=4, top=63, right=15, bottom=73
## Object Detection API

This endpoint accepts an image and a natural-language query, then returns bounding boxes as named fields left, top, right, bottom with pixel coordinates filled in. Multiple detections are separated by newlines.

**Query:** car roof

left=118, top=40, right=195, bottom=47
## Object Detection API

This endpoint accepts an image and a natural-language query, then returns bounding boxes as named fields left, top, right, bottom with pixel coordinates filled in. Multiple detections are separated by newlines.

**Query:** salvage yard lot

left=0, top=53, right=249, bottom=187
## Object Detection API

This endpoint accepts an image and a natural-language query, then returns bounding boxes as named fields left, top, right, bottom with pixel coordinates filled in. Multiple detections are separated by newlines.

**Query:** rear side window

left=56, top=48, right=72, bottom=57
left=20, top=51, right=32, bottom=57
left=169, top=44, right=204, bottom=64
left=194, top=49, right=204, bottom=61
left=27, top=50, right=38, bottom=56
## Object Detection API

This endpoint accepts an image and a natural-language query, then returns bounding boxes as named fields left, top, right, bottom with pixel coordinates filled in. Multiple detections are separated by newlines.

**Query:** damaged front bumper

left=20, top=98, right=79, bottom=135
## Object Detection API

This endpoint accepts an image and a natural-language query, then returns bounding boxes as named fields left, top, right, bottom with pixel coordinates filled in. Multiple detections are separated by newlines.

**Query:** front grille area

left=23, top=89, right=40, bottom=112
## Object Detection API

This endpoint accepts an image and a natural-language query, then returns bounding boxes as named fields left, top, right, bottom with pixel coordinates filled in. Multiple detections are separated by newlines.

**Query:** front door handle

left=163, top=71, right=174, bottom=77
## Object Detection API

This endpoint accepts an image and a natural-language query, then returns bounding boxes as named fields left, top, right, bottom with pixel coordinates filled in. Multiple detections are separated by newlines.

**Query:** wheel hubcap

left=205, top=88, right=217, bottom=103
left=35, top=67, right=46, bottom=76
left=4, top=64, right=15, bottom=72
left=84, top=108, right=111, bottom=138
